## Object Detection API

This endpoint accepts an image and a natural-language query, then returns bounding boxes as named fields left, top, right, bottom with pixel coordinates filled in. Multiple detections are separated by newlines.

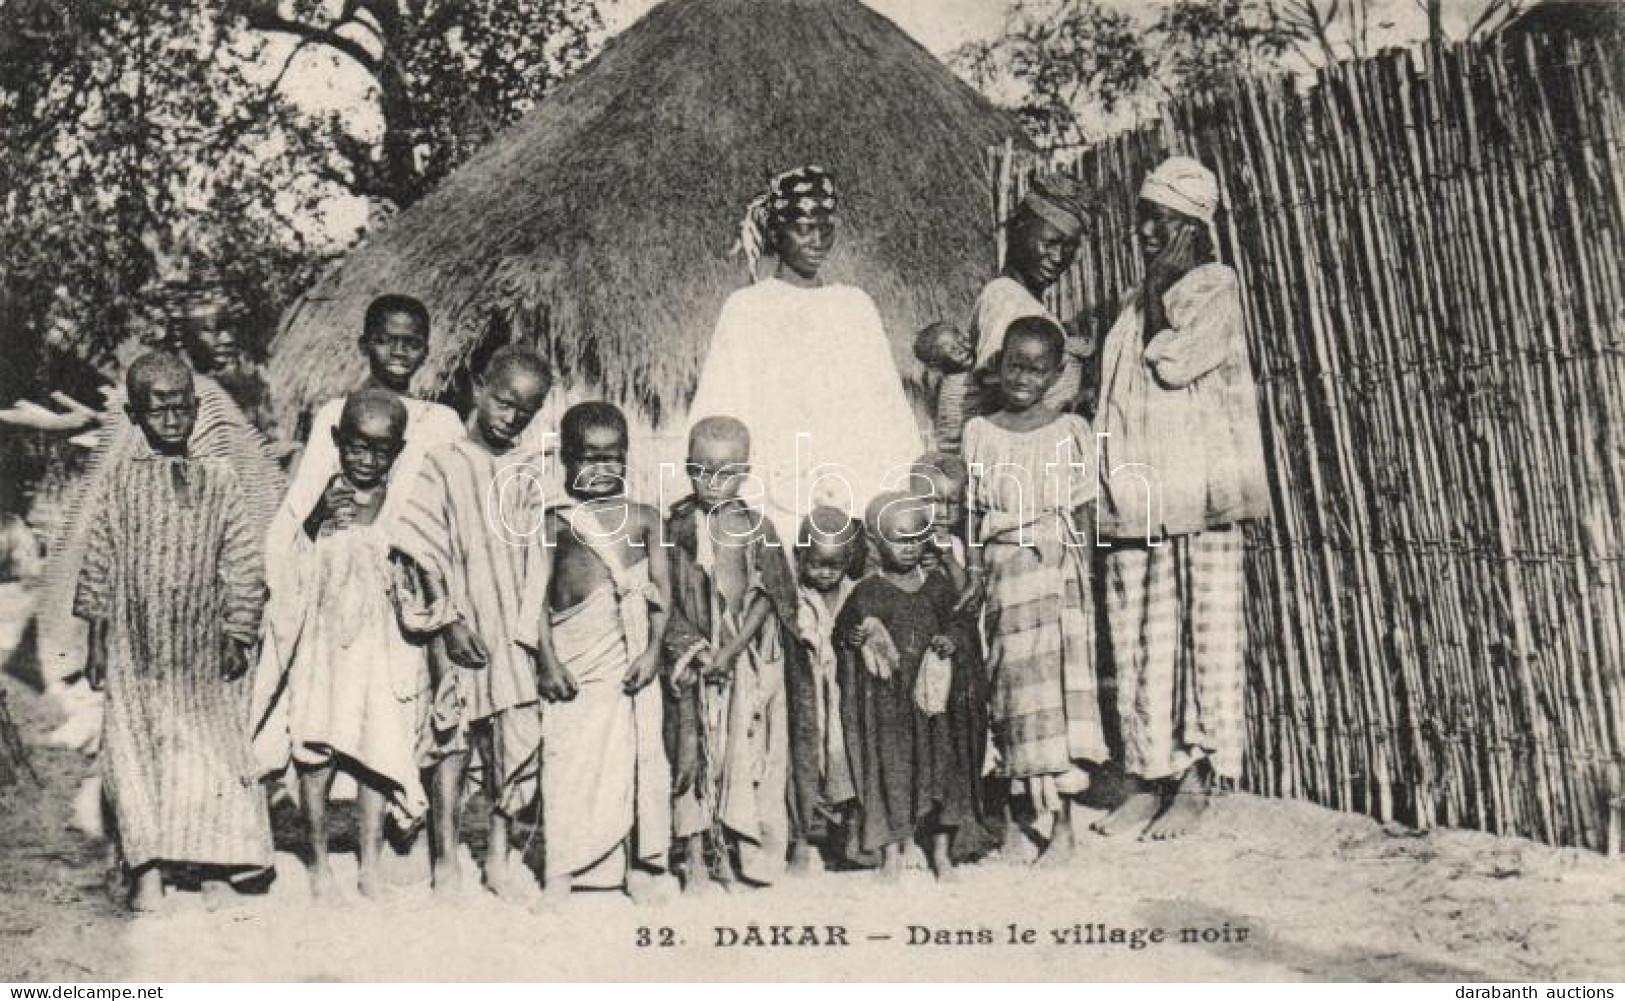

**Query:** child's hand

left=703, top=645, right=738, bottom=686
left=953, top=570, right=987, bottom=617
left=320, top=475, right=358, bottom=524
left=857, top=618, right=900, bottom=680
left=623, top=648, right=661, bottom=694
left=928, top=634, right=956, bottom=658
left=538, top=661, right=579, bottom=702
left=84, top=620, right=109, bottom=692
left=220, top=634, right=253, bottom=681
left=443, top=620, right=489, bottom=670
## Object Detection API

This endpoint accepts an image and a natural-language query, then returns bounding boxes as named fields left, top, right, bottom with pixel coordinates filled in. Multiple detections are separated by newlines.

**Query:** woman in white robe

left=687, top=166, right=922, bottom=550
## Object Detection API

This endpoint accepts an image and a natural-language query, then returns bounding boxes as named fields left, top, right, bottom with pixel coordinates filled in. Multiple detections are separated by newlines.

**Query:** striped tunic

left=390, top=435, right=547, bottom=815
left=40, top=376, right=285, bottom=684
left=73, top=451, right=272, bottom=871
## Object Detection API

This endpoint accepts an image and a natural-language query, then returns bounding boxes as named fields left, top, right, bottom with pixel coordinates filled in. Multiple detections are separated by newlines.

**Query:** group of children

left=74, top=287, right=1111, bottom=912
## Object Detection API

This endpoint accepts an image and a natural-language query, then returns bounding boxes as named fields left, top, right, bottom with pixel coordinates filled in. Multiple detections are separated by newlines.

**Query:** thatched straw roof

left=269, top=0, right=1029, bottom=430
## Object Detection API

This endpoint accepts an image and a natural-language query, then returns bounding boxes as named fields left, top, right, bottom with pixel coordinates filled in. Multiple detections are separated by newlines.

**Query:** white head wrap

left=1139, top=156, right=1219, bottom=226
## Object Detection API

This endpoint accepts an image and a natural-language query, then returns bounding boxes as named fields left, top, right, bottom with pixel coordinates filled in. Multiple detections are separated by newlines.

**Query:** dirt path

left=4, top=669, right=1622, bottom=982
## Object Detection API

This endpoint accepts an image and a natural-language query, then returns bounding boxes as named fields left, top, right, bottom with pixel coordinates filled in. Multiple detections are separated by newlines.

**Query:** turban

left=1139, top=156, right=1220, bottom=226
left=733, top=165, right=839, bottom=282
left=1015, top=172, right=1088, bottom=239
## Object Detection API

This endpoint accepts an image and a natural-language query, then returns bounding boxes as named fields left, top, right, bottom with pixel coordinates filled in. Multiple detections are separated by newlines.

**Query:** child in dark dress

left=836, top=492, right=990, bottom=881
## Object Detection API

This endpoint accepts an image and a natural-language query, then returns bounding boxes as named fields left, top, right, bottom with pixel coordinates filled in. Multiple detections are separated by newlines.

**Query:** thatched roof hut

left=269, top=0, right=1029, bottom=433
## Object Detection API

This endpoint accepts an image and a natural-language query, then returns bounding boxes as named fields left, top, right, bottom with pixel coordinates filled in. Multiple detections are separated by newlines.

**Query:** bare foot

left=929, top=839, right=958, bottom=882
left=1142, top=767, right=1211, bottom=841
left=484, top=860, right=542, bottom=906
left=1035, top=811, right=1076, bottom=867
left=538, top=874, right=572, bottom=910
left=308, top=860, right=339, bottom=904
left=200, top=879, right=233, bottom=912
left=129, top=870, right=165, bottom=914
left=1092, top=791, right=1161, bottom=838
left=902, top=840, right=929, bottom=871
left=357, top=866, right=384, bottom=903
left=683, top=865, right=719, bottom=897
left=432, top=860, right=464, bottom=900
left=787, top=842, right=816, bottom=877
left=626, top=869, right=675, bottom=907
left=876, top=845, right=903, bottom=884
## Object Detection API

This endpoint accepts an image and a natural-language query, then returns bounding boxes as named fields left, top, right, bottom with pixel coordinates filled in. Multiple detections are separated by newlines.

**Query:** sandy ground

left=3, top=618, right=1623, bottom=982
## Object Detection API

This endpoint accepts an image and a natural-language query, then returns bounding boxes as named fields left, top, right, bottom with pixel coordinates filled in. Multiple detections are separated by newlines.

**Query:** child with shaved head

left=518, top=401, right=673, bottom=906
left=75, top=352, right=271, bottom=911
left=664, top=415, right=801, bottom=892
left=835, top=491, right=990, bottom=881
left=259, top=389, right=429, bottom=902
left=788, top=505, right=863, bottom=872
left=392, top=346, right=553, bottom=901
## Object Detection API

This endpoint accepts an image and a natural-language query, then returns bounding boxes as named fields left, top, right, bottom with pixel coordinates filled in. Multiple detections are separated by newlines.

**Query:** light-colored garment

left=1104, top=527, right=1247, bottom=781
left=795, top=580, right=856, bottom=807
left=264, top=395, right=464, bottom=636
left=964, top=415, right=1105, bottom=779
left=688, top=278, right=923, bottom=539
left=390, top=435, right=547, bottom=816
left=967, top=277, right=1087, bottom=421
left=72, top=450, right=271, bottom=870
left=528, top=506, right=669, bottom=886
left=253, top=520, right=429, bottom=824
left=1096, top=263, right=1269, bottom=540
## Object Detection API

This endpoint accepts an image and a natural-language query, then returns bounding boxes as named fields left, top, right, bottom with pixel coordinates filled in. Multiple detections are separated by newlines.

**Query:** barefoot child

left=664, top=416, right=799, bottom=892
left=962, top=317, right=1106, bottom=866
left=517, top=402, right=672, bottom=905
left=74, top=353, right=271, bottom=911
left=262, top=390, right=430, bottom=902
left=836, top=493, right=988, bottom=881
left=258, top=294, right=462, bottom=776
left=788, top=506, right=862, bottom=872
left=390, top=347, right=552, bottom=901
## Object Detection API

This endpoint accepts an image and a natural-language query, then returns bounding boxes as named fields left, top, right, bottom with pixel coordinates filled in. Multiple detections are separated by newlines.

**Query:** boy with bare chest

left=520, top=403, right=672, bottom=906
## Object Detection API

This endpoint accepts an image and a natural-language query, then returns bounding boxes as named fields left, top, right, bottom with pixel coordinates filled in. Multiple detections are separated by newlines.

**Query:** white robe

left=688, top=279, right=922, bottom=542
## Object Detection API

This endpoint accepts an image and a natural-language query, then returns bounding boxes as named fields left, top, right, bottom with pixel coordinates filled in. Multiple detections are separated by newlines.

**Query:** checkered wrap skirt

left=1104, top=526, right=1247, bottom=781
left=984, top=516, right=1108, bottom=779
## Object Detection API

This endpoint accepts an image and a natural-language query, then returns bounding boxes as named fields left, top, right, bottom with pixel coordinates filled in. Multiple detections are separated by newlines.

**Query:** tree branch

left=238, top=6, right=382, bottom=77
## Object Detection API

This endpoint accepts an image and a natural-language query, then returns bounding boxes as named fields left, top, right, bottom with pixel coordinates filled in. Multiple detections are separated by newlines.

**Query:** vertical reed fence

left=990, top=36, right=1625, bottom=853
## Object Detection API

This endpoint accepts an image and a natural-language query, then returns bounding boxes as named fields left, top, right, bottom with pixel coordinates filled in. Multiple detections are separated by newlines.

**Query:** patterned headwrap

left=732, top=165, right=839, bottom=282
left=1014, top=172, right=1089, bottom=239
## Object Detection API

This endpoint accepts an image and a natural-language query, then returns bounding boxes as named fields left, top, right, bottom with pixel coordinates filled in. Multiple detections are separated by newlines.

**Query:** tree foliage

left=0, top=0, right=602, bottom=407
left=238, top=0, right=602, bottom=208
left=952, top=0, right=1530, bottom=151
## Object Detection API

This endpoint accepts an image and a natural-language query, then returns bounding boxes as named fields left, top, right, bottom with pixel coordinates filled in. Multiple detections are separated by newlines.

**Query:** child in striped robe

left=74, top=353, right=272, bottom=912
left=390, top=347, right=552, bottom=902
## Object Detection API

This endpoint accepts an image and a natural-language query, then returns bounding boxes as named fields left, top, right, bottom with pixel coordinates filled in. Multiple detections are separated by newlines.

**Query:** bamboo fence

left=989, top=35, right=1625, bottom=853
